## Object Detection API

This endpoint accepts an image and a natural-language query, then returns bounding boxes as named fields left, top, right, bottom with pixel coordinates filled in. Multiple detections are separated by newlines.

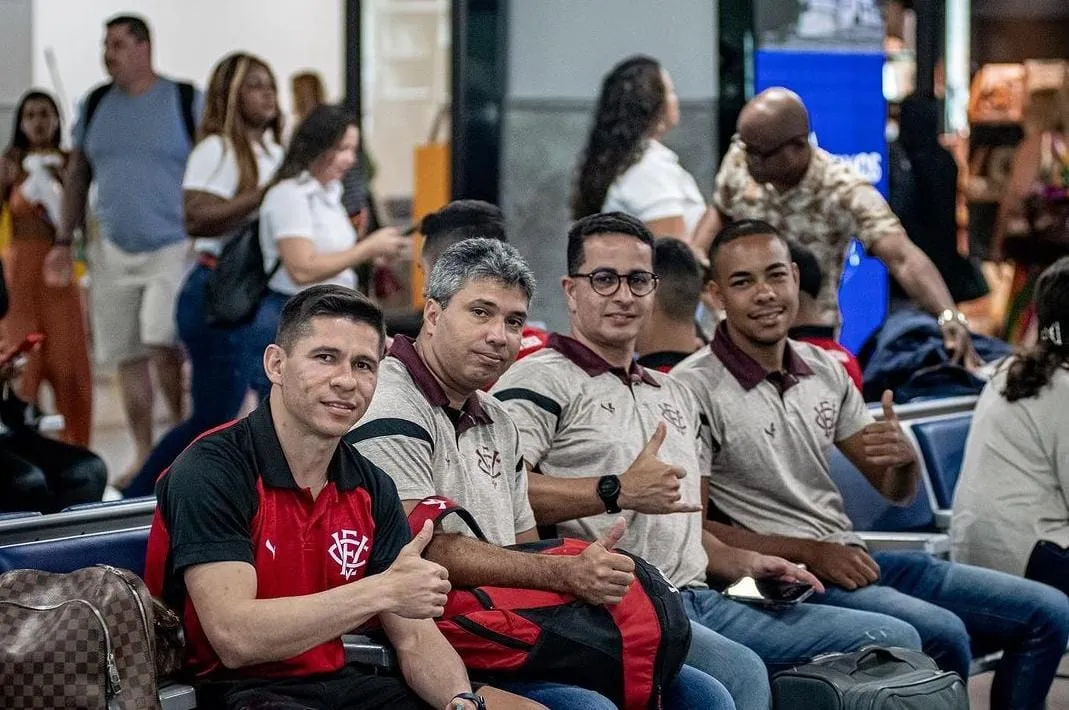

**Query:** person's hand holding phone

left=361, top=226, right=412, bottom=265
left=747, top=552, right=825, bottom=594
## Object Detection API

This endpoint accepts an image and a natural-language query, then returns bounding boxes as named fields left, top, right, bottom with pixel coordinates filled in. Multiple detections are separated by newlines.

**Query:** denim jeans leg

left=682, top=614, right=771, bottom=710
left=665, top=664, right=736, bottom=710
left=683, top=586, right=922, bottom=710
left=243, top=290, right=289, bottom=401
left=871, top=551, right=1069, bottom=710
left=125, top=265, right=248, bottom=497
left=490, top=680, right=616, bottom=709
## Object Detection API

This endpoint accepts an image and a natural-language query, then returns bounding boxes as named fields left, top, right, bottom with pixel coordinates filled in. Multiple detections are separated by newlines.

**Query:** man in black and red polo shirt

left=144, top=285, right=515, bottom=710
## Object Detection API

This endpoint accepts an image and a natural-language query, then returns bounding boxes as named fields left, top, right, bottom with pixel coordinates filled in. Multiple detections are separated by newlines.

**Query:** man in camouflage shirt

left=697, top=88, right=978, bottom=366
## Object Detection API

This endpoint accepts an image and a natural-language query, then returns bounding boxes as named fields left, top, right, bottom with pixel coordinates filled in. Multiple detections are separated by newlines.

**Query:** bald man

left=698, top=88, right=978, bottom=367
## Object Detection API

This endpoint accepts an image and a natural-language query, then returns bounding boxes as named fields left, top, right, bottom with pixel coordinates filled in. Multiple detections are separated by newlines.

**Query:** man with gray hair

left=348, top=238, right=733, bottom=709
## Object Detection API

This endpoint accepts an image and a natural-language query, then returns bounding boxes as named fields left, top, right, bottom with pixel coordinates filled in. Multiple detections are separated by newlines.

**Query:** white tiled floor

left=80, top=373, right=1069, bottom=709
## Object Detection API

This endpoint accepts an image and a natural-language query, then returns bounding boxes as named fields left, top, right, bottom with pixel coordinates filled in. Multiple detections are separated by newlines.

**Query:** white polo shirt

left=671, top=323, right=872, bottom=547
left=259, top=172, right=357, bottom=295
left=491, top=333, right=711, bottom=590
left=348, top=336, right=535, bottom=546
left=603, top=140, right=706, bottom=236
left=182, top=134, right=284, bottom=256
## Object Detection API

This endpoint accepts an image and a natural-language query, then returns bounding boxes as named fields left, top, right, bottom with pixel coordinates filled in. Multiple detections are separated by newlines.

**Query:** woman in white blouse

left=126, top=52, right=284, bottom=495
left=951, top=256, right=1069, bottom=594
left=245, top=103, right=408, bottom=398
left=573, top=55, right=714, bottom=245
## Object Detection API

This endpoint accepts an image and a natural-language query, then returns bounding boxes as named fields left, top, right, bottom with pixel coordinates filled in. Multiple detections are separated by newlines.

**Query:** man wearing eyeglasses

left=696, top=87, right=979, bottom=368
left=491, top=212, right=923, bottom=710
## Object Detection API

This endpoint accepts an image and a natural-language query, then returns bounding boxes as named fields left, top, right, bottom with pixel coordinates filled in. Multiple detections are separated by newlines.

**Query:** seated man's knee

left=1022, top=577, right=1069, bottom=642
left=918, top=607, right=971, bottom=677
left=866, top=614, right=923, bottom=651
left=0, top=450, right=49, bottom=512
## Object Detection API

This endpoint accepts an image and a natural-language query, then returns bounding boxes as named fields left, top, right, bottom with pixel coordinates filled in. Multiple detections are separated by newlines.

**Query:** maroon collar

left=387, top=336, right=492, bottom=429
left=546, top=333, right=660, bottom=388
left=709, top=322, right=813, bottom=393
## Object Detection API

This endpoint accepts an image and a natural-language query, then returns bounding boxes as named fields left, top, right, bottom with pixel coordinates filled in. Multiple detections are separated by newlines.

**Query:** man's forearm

left=704, top=521, right=813, bottom=564
left=872, top=462, right=919, bottom=505
left=426, top=532, right=572, bottom=593
left=888, top=244, right=956, bottom=315
left=59, top=153, right=91, bottom=242
left=390, top=617, right=473, bottom=709
left=527, top=470, right=605, bottom=525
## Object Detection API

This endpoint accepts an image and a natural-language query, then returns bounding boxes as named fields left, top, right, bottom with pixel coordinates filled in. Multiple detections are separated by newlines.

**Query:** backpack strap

left=407, top=496, right=488, bottom=542
left=176, top=81, right=197, bottom=143
left=81, top=82, right=114, bottom=145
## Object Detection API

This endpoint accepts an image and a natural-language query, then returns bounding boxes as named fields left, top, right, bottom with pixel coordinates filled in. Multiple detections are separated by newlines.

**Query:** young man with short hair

left=636, top=237, right=708, bottom=372
left=672, top=220, right=1069, bottom=710
left=145, top=285, right=528, bottom=710
left=350, top=238, right=733, bottom=709
left=491, top=212, right=922, bottom=710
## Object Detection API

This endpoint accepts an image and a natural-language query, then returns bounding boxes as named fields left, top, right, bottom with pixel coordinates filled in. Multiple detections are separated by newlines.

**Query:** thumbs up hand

left=566, top=518, right=637, bottom=606
left=382, top=521, right=452, bottom=619
left=860, top=391, right=915, bottom=471
left=619, top=423, right=703, bottom=515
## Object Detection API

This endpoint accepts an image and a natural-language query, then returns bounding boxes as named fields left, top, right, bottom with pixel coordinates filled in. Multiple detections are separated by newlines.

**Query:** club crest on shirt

left=659, top=403, right=688, bottom=434
left=475, top=446, right=503, bottom=483
left=814, top=400, right=837, bottom=438
left=328, top=529, right=370, bottom=580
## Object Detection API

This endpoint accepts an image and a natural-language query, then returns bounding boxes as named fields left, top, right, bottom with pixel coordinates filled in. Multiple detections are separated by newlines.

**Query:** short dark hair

left=788, top=241, right=822, bottom=299
left=275, top=285, right=385, bottom=353
left=567, top=211, right=655, bottom=275
left=106, top=14, right=151, bottom=43
left=420, top=200, right=506, bottom=268
left=653, top=238, right=703, bottom=322
left=708, top=219, right=788, bottom=278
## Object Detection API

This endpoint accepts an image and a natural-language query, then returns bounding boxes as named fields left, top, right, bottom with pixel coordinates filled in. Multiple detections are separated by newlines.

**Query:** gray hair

left=426, top=238, right=536, bottom=307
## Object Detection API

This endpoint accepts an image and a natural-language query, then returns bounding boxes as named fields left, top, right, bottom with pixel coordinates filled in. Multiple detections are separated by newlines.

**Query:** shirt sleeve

left=834, top=359, right=875, bottom=442
left=364, top=462, right=413, bottom=577
left=182, top=136, right=236, bottom=198
left=841, top=180, right=905, bottom=250
left=712, top=142, right=744, bottom=215
left=615, top=152, right=686, bottom=223
left=262, top=181, right=314, bottom=241
left=346, top=392, right=437, bottom=503
left=156, top=437, right=258, bottom=573
left=490, top=358, right=565, bottom=469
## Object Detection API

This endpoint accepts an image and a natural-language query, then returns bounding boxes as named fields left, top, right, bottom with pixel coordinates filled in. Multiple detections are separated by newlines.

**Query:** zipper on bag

left=98, top=564, right=157, bottom=687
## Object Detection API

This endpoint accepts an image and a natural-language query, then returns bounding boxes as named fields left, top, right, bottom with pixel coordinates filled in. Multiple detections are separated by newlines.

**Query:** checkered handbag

left=0, top=565, right=182, bottom=709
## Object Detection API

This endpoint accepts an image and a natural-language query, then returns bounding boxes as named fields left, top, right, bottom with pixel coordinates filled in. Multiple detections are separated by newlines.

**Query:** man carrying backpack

left=349, top=238, right=735, bottom=709
left=50, top=14, right=200, bottom=487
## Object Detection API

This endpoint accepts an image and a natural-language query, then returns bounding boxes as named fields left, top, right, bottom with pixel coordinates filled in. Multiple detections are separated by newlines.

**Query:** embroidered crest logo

left=329, top=529, right=369, bottom=580
left=659, top=403, right=688, bottom=434
left=814, top=401, right=836, bottom=438
left=475, top=447, right=503, bottom=483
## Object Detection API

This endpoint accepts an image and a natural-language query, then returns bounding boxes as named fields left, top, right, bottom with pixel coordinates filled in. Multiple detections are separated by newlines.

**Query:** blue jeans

left=814, top=550, right=1069, bottom=710
left=125, top=265, right=247, bottom=497
left=497, top=664, right=734, bottom=709
left=682, top=587, right=922, bottom=710
left=242, top=289, right=289, bottom=402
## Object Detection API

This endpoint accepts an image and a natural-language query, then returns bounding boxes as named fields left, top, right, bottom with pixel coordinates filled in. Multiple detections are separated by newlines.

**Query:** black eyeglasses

left=732, top=133, right=807, bottom=161
left=570, top=269, right=660, bottom=297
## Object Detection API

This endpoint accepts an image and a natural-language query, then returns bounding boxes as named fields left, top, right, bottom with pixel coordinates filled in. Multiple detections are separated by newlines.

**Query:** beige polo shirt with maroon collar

left=671, top=323, right=872, bottom=547
left=490, top=333, right=711, bottom=590
left=347, top=336, right=536, bottom=547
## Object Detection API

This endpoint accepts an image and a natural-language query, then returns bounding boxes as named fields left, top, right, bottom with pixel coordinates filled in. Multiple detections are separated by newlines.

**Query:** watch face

left=598, top=476, right=620, bottom=497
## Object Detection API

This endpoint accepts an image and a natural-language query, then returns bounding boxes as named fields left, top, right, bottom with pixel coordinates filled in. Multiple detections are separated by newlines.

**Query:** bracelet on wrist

left=936, top=309, right=968, bottom=329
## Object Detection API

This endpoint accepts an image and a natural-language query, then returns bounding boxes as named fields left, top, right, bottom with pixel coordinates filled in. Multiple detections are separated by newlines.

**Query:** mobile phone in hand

left=723, top=576, right=814, bottom=608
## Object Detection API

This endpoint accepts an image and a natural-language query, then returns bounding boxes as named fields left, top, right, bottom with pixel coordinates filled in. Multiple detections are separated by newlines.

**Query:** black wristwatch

left=450, top=691, right=486, bottom=710
left=597, top=474, right=622, bottom=514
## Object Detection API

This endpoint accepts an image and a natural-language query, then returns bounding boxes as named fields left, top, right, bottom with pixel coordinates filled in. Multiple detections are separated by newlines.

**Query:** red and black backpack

left=408, top=497, right=692, bottom=709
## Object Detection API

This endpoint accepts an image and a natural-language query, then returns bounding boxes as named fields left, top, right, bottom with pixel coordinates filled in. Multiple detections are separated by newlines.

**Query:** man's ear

left=701, top=279, right=724, bottom=312
left=561, top=276, right=578, bottom=314
left=423, top=298, right=442, bottom=333
left=264, top=344, right=285, bottom=387
left=790, top=262, right=800, bottom=286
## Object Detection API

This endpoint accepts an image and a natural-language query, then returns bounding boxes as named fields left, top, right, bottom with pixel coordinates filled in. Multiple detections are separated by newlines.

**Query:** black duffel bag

left=203, top=219, right=280, bottom=327
left=772, top=646, right=967, bottom=710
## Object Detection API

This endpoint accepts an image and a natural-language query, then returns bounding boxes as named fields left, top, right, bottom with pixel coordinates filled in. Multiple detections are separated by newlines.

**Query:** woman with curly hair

left=951, top=256, right=1069, bottom=591
left=123, top=51, right=284, bottom=495
left=572, top=56, right=711, bottom=244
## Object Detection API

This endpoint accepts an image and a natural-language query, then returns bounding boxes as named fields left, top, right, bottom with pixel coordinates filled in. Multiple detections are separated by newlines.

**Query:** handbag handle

left=406, top=495, right=488, bottom=542
left=852, top=646, right=919, bottom=672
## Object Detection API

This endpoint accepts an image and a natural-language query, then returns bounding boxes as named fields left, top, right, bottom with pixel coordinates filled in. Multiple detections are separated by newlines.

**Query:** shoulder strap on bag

left=176, top=81, right=197, bottom=143
left=81, top=82, right=115, bottom=143
left=407, top=495, right=488, bottom=541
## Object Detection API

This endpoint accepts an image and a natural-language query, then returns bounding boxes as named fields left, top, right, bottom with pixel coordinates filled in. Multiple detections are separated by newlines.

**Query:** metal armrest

left=159, top=682, right=197, bottom=710
left=342, top=633, right=396, bottom=672
left=857, top=532, right=951, bottom=558
left=933, top=509, right=952, bottom=531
